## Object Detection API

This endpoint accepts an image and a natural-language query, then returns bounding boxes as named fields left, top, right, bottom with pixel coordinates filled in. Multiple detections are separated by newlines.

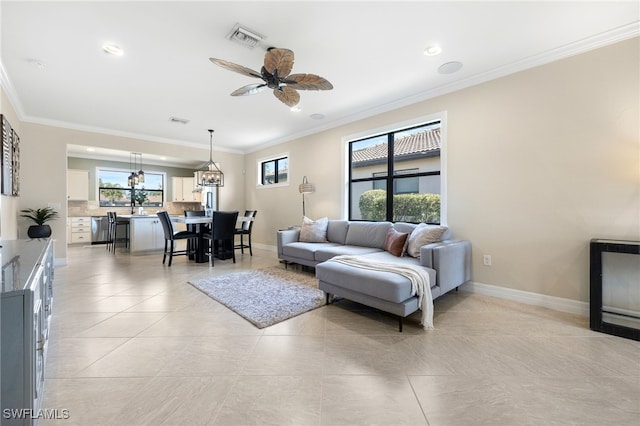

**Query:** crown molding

left=245, top=22, right=640, bottom=153
left=4, top=21, right=638, bottom=155
left=0, top=61, right=26, bottom=119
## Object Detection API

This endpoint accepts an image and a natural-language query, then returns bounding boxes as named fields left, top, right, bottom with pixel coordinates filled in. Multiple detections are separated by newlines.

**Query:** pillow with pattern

left=299, top=216, right=329, bottom=242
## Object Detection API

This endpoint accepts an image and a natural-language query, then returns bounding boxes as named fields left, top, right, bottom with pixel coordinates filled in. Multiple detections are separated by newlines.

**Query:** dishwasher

left=91, top=216, right=110, bottom=244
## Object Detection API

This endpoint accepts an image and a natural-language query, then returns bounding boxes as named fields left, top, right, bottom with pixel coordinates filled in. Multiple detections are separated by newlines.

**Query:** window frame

left=96, top=167, right=166, bottom=208
left=256, top=153, right=290, bottom=189
left=343, top=112, right=447, bottom=225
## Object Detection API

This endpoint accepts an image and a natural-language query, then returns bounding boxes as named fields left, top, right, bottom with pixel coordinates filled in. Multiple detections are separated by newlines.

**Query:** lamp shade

left=299, top=176, right=314, bottom=194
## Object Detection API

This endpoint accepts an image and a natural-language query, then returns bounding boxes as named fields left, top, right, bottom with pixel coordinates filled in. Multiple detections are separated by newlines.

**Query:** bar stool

left=107, top=211, right=129, bottom=253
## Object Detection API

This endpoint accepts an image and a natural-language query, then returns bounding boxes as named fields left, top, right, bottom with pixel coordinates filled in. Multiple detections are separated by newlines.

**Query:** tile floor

left=42, top=244, right=640, bottom=425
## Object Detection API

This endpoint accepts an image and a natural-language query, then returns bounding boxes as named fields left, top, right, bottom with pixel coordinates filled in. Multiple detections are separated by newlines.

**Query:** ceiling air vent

left=227, top=24, right=264, bottom=49
left=169, top=117, right=189, bottom=125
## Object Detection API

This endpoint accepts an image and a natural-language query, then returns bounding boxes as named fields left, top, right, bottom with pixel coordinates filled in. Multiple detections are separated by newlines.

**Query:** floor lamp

left=298, top=176, right=315, bottom=217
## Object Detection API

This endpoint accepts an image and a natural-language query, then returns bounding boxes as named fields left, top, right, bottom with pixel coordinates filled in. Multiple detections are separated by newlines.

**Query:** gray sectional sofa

left=277, top=220, right=471, bottom=331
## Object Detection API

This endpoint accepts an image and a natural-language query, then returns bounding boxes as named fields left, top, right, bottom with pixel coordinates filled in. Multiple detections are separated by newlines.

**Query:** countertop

left=0, top=239, right=50, bottom=293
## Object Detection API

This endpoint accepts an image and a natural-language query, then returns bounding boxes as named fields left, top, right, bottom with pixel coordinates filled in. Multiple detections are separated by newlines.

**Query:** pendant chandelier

left=128, top=152, right=145, bottom=187
left=196, top=129, right=224, bottom=187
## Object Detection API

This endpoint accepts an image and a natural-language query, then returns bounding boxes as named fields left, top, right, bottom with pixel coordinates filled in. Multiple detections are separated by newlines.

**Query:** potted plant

left=20, top=207, right=59, bottom=238
left=134, top=188, right=148, bottom=206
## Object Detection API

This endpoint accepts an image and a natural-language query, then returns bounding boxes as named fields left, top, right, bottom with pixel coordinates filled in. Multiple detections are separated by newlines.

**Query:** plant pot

left=27, top=225, right=52, bottom=239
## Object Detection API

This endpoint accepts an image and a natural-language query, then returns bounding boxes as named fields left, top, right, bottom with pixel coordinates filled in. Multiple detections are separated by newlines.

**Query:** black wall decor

left=12, top=129, right=20, bottom=196
left=0, top=114, right=19, bottom=196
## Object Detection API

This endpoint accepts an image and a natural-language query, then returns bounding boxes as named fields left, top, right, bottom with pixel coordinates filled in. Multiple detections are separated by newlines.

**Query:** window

left=258, top=154, right=289, bottom=187
left=348, top=121, right=441, bottom=224
left=97, top=168, right=165, bottom=208
left=373, top=168, right=419, bottom=193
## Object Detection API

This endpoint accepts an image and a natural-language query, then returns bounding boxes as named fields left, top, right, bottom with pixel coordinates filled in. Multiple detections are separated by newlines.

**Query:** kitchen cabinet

left=67, top=169, right=89, bottom=201
left=172, top=177, right=199, bottom=202
left=129, top=217, right=165, bottom=252
left=67, top=216, right=91, bottom=244
left=1, top=239, right=55, bottom=425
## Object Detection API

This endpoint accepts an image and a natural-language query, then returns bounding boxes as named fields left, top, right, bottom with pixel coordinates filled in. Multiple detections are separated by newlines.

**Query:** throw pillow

left=384, top=228, right=409, bottom=257
left=406, top=223, right=447, bottom=258
left=299, top=216, right=329, bottom=242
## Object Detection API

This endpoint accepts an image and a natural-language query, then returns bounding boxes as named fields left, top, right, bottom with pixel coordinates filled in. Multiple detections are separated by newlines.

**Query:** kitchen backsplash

left=68, top=200, right=202, bottom=217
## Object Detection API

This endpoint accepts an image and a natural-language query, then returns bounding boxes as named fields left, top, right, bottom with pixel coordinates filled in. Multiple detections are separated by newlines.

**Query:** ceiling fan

left=209, top=48, right=333, bottom=107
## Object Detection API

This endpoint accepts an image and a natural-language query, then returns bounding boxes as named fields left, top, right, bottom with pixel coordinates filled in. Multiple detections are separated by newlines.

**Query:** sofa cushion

left=299, top=216, right=328, bottom=242
left=345, top=221, right=392, bottom=249
left=282, top=241, right=340, bottom=261
left=327, top=220, right=349, bottom=245
left=315, top=245, right=382, bottom=263
left=384, top=228, right=409, bottom=257
left=316, top=252, right=436, bottom=303
left=407, top=223, right=448, bottom=258
left=392, top=222, right=417, bottom=234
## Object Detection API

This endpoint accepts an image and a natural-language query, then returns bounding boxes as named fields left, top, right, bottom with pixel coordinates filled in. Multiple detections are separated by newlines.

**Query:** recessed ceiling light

left=438, top=61, right=463, bottom=74
left=424, top=45, right=442, bottom=56
left=310, top=113, right=325, bottom=120
left=103, top=43, right=123, bottom=56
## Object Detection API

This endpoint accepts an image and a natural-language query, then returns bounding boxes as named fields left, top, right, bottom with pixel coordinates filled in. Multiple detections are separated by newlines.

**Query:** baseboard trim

left=253, top=243, right=277, bottom=252
left=459, top=281, right=589, bottom=317
left=254, top=245, right=589, bottom=316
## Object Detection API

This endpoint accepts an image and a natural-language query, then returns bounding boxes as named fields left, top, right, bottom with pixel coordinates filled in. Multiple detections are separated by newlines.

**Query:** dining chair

left=203, top=211, right=238, bottom=266
left=234, top=210, right=257, bottom=256
left=157, top=211, right=198, bottom=266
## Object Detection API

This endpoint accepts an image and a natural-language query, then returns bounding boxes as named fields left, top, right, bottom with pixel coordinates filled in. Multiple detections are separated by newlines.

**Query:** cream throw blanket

left=329, top=255, right=434, bottom=330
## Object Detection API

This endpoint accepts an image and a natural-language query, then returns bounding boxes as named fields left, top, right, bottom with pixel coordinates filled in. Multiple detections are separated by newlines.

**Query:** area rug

left=188, top=266, right=325, bottom=328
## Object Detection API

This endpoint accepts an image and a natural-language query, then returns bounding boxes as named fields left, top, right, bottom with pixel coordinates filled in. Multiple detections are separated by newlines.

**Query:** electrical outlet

left=47, top=202, right=61, bottom=210
left=483, top=255, right=492, bottom=266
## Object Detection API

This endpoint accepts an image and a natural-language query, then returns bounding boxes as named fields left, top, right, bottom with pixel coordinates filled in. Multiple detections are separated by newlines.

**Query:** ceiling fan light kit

left=210, top=47, right=333, bottom=107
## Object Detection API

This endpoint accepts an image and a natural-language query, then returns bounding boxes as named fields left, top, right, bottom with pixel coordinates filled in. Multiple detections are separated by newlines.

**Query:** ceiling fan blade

left=230, top=84, right=267, bottom=96
left=209, top=57, right=262, bottom=79
left=264, top=48, right=294, bottom=77
left=284, top=73, right=333, bottom=90
left=273, top=86, right=300, bottom=107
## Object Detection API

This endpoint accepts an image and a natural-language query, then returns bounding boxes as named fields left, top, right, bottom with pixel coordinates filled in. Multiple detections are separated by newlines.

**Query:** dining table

left=171, top=215, right=254, bottom=263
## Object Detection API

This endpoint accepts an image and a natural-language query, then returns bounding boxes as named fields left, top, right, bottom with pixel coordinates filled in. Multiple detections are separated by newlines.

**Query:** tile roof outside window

left=351, top=128, right=441, bottom=163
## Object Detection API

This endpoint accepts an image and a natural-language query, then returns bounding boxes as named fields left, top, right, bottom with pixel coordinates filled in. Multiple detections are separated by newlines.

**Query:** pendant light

left=128, top=152, right=145, bottom=186
left=196, top=129, right=224, bottom=187
left=137, top=153, right=145, bottom=183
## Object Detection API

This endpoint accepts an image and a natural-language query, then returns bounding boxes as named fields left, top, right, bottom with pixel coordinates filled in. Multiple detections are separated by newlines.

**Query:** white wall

left=1, top=37, right=637, bottom=301
left=244, top=37, right=640, bottom=303
left=8, top=120, right=244, bottom=261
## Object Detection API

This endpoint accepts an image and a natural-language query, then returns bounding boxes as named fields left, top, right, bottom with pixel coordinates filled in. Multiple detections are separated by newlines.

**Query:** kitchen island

left=117, top=214, right=162, bottom=253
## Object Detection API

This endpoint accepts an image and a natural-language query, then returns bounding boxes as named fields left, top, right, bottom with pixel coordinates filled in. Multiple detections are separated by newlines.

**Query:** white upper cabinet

left=67, top=169, right=89, bottom=200
left=172, top=177, right=198, bottom=202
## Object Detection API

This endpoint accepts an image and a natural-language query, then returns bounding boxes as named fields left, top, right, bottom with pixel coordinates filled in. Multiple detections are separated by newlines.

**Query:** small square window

left=258, top=155, right=288, bottom=187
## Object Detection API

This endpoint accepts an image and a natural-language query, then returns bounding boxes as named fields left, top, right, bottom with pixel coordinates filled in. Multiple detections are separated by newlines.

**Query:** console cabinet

left=1, top=239, right=55, bottom=425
